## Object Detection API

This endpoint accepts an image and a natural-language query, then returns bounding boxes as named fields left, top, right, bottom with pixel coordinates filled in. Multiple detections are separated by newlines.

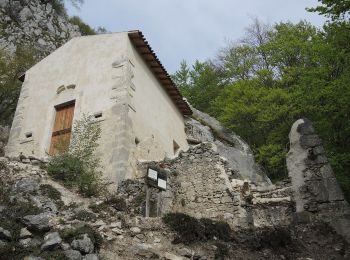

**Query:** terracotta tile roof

left=128, top=30, right=192, bottom=116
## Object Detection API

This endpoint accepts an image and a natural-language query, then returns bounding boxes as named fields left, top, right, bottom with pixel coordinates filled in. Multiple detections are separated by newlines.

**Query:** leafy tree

left=174, top=16, right=350, bottom=200
left=172, top=60, right=222, bottom=114
left=172, top=60, right=191, bottom=97
left=0, top=46, right=36, bottom=125
left=69, top=16, right=96, bottom=35
left=307, top=0, right=350, bottom=20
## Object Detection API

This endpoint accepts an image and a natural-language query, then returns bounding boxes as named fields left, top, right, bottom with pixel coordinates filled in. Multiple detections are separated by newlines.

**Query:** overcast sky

left=65, top=0, right=326, bottom=73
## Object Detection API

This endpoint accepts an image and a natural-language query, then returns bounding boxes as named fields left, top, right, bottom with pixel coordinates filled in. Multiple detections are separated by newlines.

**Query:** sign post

left=145, top=167, right=167, bottom=217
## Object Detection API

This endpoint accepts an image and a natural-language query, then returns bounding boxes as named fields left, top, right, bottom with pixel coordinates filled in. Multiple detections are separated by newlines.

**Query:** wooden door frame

left=49, top=100, right=76, bottom=155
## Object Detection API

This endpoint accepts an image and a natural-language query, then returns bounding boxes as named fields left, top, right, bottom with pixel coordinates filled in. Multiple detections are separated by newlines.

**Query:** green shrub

left=47, top=115, right=105, bottom=197
left=59, top=224, right=102, bottom=250
left=47, top=153, right=84, bottom=187
left=162, top=213, right=232, bottom=244
left=0, top=160, right=7, bottom=171
left=214, top=242, right=230, bottom=260
left=39, top=250, right=68, bottom=260
left=69, top=16, right=96, bottom=35
left=39, top=184, right=64, bottom=208
left=106, top=195, right=127, bottom=211
left=73, top=210, right=97, bottom=222
left=0, top=242, right=36, bottom=260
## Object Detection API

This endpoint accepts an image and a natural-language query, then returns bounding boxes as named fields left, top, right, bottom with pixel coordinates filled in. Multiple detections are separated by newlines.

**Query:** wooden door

left=49, top=102, right=75, bottom=155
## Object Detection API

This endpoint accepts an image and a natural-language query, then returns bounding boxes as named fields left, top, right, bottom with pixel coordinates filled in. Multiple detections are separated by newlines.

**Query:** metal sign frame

left=146, top=166, right=167, bottom=191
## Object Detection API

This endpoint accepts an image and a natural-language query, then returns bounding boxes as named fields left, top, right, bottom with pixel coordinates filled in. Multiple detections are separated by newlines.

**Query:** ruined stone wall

left=139, top=143, right=294, bottom=229
left=287, top=118, right=350, bottom=242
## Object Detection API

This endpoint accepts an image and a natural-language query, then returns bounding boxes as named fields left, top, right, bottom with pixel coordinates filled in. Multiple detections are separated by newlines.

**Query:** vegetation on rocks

left=0, top=47, right=36, bottom=125
left=69, top=16, right=96, bottom=35
left=172, top=1, right=350, bottom=200
left=39, top=184, right=64, bottom=208
left=47, top=115, right=105, bottom=197
left=59, top=224, right=103, bottom=250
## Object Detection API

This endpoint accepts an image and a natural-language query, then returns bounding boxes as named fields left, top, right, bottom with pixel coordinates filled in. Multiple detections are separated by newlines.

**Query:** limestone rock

left=64, top=249, right=83, bottom=260
left=83, top=254, right=99, bottom=260
left=164, top=252, right=184, bottom=260
left=19, top=238, right=33, bottom=248
left=41, top=231, right=62, bottom=250
left=23, top=213, right=52, bottom=231
left=186, top=106, right=271, bottom=184
left=20, top=227, right=33, bottom=239
left=130, top=227, right=141, bottom=234
left=0, top=227, right=11, bottom=240
left=71, top=234, right=94, bottom=254
left=12, top=178, right=39, bottom=193
left=109, top=222, right=122, bottom=229
left=0, top=0, right=81, bottom=58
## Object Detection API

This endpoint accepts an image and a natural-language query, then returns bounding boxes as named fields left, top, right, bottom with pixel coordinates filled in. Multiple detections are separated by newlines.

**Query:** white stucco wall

left=6, top=33, right=130, bottom=184
left=127, top=39, right=189, bottom=162
left=6, top=32, right=189, bottom=187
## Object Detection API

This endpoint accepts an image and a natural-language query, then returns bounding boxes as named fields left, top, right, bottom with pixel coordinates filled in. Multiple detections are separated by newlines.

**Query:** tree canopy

left=173, top=3, right=350, bottom=200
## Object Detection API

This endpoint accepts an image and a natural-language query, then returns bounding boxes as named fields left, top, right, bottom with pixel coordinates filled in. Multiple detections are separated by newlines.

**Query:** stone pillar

left=287, top=118, right=350, bottom=242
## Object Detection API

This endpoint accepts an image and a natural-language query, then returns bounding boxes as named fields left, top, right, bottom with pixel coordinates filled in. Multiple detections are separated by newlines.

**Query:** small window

left=173, top=140, right=180, bottom=155
left=25, top=132, right=32, bottom=138
left=94, top=112, right=103, bottom=119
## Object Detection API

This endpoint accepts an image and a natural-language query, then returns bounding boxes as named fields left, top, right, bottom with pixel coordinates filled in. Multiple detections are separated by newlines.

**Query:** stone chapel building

left=6, top=31, right=192, bottom=186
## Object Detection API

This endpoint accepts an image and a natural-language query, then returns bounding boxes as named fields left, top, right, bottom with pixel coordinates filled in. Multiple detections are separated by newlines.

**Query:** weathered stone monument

left=287, top=118, right=350, bottom=242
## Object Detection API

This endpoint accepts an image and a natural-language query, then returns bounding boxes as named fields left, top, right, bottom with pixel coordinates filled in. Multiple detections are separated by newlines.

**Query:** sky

left=65, top=0, right=326, bottom=73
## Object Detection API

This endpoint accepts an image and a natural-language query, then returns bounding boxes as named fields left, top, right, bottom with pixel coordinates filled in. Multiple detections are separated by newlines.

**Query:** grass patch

left=0, top=242, right=39, bottom=260
left=39, top=250, right=68, bottom=260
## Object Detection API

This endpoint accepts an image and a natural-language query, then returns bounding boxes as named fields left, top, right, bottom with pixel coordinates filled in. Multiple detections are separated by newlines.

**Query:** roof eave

left=128, top=30, right=192, bottom=116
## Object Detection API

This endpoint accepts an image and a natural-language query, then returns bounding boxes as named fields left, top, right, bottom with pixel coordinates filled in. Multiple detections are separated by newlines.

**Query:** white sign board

left=148, top=168, right=158, bottom=181
left=157, top=178, right=167, bottom=190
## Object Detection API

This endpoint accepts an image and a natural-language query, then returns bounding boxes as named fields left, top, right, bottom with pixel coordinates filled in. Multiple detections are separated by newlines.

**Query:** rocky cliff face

left=187, top=106, right=271, bottom=184
left=0, top=0, right=81, bottom=57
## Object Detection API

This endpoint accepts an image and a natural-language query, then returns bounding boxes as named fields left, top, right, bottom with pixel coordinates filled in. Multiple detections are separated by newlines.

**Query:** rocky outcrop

left=287, top=118, right=350, bottom=242
left=0, top=0, right=81, bottom=57
left=186, top=106, right=271, bottom=184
